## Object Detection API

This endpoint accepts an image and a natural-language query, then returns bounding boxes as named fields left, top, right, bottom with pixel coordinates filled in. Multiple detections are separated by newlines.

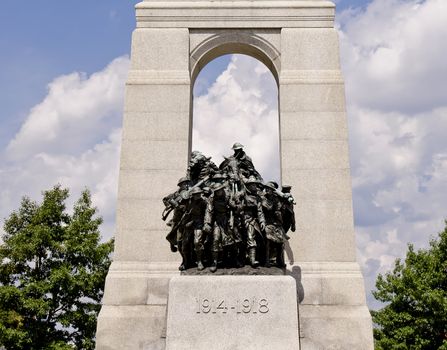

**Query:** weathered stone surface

left=280, top=111, right=348, bottom=141
left=96, top=305, right=167, bottom=350
left=166, top=276, right=299, bottom=350
left=281, top=28, right=341, bottom=70
left=299, top=305, right=374, bottom=350
left=281, top=140, right=350, bottom=170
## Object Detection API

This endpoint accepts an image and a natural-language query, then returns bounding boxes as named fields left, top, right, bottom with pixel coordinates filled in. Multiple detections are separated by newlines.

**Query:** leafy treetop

left=372, top=221, right=447, bottom=350
left=0, top=185, right=113, bottom=350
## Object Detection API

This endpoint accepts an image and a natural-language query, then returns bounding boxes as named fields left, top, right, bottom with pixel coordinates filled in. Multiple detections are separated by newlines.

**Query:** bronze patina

left=162, top=143, right=296, bottom=273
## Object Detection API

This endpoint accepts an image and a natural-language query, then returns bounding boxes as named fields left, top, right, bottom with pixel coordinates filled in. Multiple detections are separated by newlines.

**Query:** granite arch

left=190, top=31, right=281, bottom=86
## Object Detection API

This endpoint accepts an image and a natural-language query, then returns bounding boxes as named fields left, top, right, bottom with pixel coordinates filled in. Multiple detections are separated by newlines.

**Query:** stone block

left=131, top=28, right=190, bottom=71
left=118, top=169, right=184, bottom=200
left=114, top=228, right=180, bottom=263
left=280, top=83, right=346, bottom=112
left=294, top=199, right=354, bottom=231
left=281, top=168, right=353, bottom=201
left=102, top=275, right=149, bottom=305
left=286, top=228, right=356, bottom=262
left=121, top=111, right=190, bottom=141
left=147, top=276, right=172, bottom=305
left=166, top=276, right=299, bottom=350
left=320, top=275, right=367, bottom=306
left=281, top=139, right=350, bottom=170
left=116, top=198, right=165, bottom=231
left=288, top=262, right=369, bottom=307
left=124, top=84, right=190, bottom=113
left=283, top=199, right=356, bottom=262
left=102, top=273, right=175, bottom=306
left=280, top=111, right=348, bottom=141
left=299, top=305, right=374, bottom=350
left=96, top=305, right=167, bottom=350
left=120, top=139, right=189, bottom=171
left=281, top=28, right=341, bottom=70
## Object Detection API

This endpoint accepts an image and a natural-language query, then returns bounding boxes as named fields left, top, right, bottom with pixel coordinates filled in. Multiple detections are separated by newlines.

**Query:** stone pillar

left=280, top=28, right=373, bottom=349
left=96, top=28, right=190, bottom=349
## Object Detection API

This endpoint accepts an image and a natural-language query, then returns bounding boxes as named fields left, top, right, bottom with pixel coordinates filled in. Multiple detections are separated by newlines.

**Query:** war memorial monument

left=95, top=0, right=374, bottom=348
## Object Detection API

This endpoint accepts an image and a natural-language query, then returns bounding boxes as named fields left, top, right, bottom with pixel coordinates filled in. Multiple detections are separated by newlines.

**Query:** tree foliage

left=0, top=185, right=114, bottom=350
left=372, top=222, right=447, bottom=349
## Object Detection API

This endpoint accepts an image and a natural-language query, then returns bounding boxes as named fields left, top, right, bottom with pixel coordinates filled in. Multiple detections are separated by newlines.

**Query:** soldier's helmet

left=212, top=182, right=226, bottom=192
left=177, top=177, right=190, bottom=186
left=264, top=182, right=276, bottom=190
left=231, top=142, right=244, bottom=150
left=201, top=187, right=211, bottom=195
left=266, top=181, right=279, bottom=189
left=212, top=173, right=226, bottom=181
left=282, top=185, right=292, bottom=193
left=189, top=151, right=203, bottom=164
left=189, top=187, right=202, bottom=196
left=191, top=150, right=202, bottom=158
left=245, top=176, right=261, bottom=185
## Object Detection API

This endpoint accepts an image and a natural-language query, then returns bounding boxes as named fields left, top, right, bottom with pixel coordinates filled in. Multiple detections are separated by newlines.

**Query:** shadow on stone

left=181, top=265, right=285, bottom=275
left=284, top=240, right=294, bottom=265
left=287, top=265, right=304, bottom=303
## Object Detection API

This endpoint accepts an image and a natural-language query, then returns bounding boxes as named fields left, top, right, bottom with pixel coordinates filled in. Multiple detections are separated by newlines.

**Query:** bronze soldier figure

left=242, top=176, right=266, bottom=267
left=281, top=184, right=296, bottom=238
left=188, top=151, right=218, bottom=185
left=162, top=177, right=191, bottom=255
left=204, top=173, right=234, bottom=272
left=184, top=187, right=209, bottom=271
left=262, top=182, right=287, bottom=268
left=228, top=187, right=245, bottom=268
left=162, top=144, right=296, bottom=272
left=219, top=143, right=262, bottom=182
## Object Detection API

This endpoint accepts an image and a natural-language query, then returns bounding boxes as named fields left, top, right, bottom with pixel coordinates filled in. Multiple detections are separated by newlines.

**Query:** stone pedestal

left=95, top=0, right=374, bottom=349
left=166, top=276, right=299, bottom=350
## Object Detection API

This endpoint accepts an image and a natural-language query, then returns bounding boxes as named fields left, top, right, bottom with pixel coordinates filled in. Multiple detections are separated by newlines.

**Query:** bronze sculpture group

left=162, top=143, right=296, bottom=272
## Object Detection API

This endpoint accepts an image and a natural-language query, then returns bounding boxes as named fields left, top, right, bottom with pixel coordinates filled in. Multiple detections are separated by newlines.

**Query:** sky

left=1, top=0, right=446, bottom=309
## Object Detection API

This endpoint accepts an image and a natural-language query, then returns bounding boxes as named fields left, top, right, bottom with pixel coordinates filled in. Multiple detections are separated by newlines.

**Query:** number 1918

left=195, top=297, right=269, bottom=314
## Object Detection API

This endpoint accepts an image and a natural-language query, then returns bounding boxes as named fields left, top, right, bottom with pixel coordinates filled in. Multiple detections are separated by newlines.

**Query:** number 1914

left=195, top=297, right=269, bottom=314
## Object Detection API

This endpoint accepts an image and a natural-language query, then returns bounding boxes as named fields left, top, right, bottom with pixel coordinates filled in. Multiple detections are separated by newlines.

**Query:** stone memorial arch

left=96, top=0, right=374, bottom=349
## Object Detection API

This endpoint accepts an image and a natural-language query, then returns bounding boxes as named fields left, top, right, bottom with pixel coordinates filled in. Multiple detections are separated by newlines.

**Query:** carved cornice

left=135, top=0, right=335, bottom=28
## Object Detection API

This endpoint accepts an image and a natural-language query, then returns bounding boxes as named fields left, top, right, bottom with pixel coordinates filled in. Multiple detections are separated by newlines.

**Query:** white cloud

left=6, top=57, right=129, bottom=160
left=339, top=0, right=447, bottom=113
left=338, top=0, right=447, bottom=307
left=0, top=57, right=129, bottom=240
left=192, top=55, right=281, bottom=182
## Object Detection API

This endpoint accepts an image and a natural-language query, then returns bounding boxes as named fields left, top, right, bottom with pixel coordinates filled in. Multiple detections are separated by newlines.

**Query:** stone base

left=166, top=276, right=299, bottom=350
left=181, top=265, right=285, bottom=275
left=96, top=261, right=374, bottom=350
left=299, top=305, right=374, bottom=350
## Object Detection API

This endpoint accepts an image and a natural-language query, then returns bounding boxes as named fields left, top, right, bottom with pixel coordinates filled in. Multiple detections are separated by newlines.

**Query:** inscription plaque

left=166, top=276, right=299, bottom=350
left=194, top=297, right=270, bottom=314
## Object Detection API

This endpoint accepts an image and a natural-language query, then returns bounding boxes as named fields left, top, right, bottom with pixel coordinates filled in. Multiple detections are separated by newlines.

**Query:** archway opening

left=191, top=53, right=281, bottom=183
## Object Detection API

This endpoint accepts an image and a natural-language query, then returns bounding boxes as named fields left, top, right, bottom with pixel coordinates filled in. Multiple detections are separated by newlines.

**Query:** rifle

left=161, top=175, right=210, bottom=221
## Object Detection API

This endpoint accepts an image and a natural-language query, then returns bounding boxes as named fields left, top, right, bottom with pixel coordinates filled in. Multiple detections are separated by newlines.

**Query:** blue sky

left=0, top=1, right=139, bottom=148
left=1, top=0, right=447, bottom=309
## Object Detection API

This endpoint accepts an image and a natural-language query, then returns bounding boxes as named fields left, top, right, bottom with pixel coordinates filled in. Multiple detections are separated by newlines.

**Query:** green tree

left=372, top=222, right=447, bottom=350
left=0, top=185, right=114, bottom=350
